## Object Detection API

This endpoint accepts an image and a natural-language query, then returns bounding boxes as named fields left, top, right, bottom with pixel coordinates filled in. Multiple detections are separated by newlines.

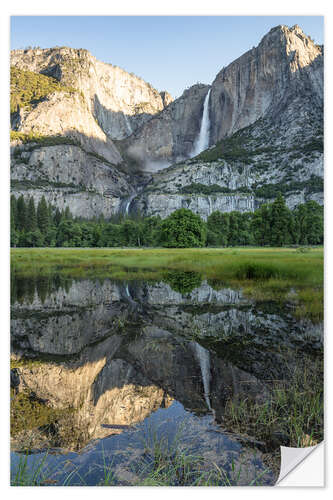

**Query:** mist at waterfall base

left=191, top=88, right=212, bottom=158
left=142, top=159, right=171, bottom=172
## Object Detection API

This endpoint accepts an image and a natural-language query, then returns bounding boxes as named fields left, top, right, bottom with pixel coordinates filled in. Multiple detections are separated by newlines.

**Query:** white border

left=1, top=1, right=331, bottom=498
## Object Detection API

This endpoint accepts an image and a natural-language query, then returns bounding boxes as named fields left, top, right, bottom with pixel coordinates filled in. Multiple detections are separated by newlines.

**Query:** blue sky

left=11, top=16, right=323, bottom=98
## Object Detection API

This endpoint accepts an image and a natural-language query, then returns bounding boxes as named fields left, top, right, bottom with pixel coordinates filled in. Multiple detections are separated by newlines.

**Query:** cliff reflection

left=11, top=276, right=322, bottom=451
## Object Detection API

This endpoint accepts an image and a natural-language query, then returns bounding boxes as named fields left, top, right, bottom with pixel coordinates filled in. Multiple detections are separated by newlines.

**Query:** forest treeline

left=10, top=193, right=323, bottom=248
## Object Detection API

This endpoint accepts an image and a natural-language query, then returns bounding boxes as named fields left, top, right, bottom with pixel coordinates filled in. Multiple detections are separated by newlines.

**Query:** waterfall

left=192, top=88, right=211, bottom=157
left=208, top=196, right=212, bottom=216
left=124, top=113, right=133, bottom=135
left=120, top=178, right=153, bottom=216
left=124, top=192, right=138, bottom=215
left=192, top=342, right=212, bottom=411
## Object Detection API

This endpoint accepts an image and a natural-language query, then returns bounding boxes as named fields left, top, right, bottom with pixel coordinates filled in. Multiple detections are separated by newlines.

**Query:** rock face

left=10, top=24, right=323, bottom=220
left=133, top=191, right=256, bottom=220
left=11, top=142, right=137, bottom=218
left=11, top=47, right=172, bottom=140
left=14, top=91, right=122, bottom=165
left=209, top=24, right=323, bottom=143
left=123, top=84, right=211, bottom=169
left=127, top=24, right=323, bottom=217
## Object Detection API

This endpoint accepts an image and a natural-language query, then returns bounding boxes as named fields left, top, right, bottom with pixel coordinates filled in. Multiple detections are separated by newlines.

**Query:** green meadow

left=11, top=247, right=324, bottom=322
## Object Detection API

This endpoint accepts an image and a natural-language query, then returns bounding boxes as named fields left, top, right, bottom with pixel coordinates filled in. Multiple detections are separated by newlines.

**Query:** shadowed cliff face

left=123, top=84, right=211, bottom=168
left=209, top=25, right=323, bottom=143
left=12, top=91, right=123, bottom=165
left=11, top=276, right=322, bottom=452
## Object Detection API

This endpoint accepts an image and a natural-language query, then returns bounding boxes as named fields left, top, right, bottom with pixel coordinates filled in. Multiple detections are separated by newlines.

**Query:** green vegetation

left=160, top=208, right=207, bottom=248
left=180, top=183, right=251, bottom=195
left=196, top=127, right=258, bottom=164
left=11, top=194, right=323, bottom=249
left=194, top=119, right=323, bottom=165
left=10, top=130, right=80, bottom=146
left=179, top=177, right=323, bottom=199
left=10, top=66, right=76, bottom=114
left=164, top=270, right=202, bottom=294
left=131, top=429, right=268, bottom=486
left=11, top=389, right=70, bottom=439
left=253, top=175, right=323, bottom=199
left=223, top=354, right=323, bottom=450
left=10, top=192, right=323, bottom=321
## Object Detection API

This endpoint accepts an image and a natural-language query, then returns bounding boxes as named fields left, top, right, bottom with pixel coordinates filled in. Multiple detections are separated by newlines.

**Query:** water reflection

left=10, top=274, right=323, bottom=485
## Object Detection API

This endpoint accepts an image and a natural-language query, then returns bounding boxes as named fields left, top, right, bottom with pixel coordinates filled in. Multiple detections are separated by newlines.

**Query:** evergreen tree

left=252, top=204, right=272, bottom=246
left=37, top=196, right=49, bottom=233
left=24, top=229, right=44, bottom=247
left=64, top=206, right=72, bottom=220
left=270, top=193, right=293, bottom=246
left=16, top=195, right=27, bottom=232
left=228, top=212, right=240, bottom=246
left=54, top=208, right=62, bottom=226
left=207, top=212, right=229, bottom=246
left=9, top=196, right=323, bottom=249
left=120, top=219, right=144, bottom=247
left=304, top=201, right=323, bottom=245
left=26, top=197, right=37, bottom=232
left=141, top=216, right=162, bottom=247
left=10, top=220, right=18, bottom=247
left=294, top=201, right=323, bottom=245
left=56, top=220, right=82, bottom=247
left=10, top=195, right=18, bottom=246
left=10, top=195, right=17, bottom=230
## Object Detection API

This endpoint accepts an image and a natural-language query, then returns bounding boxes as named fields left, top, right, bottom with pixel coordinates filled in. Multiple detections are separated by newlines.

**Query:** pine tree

left=207, top=211, right=229, bottom=246
left=10, top=195, right=17, bottom=230
left=37, top=196, right=49, bottom=233
left=228, top=212, right=240, bottom=246
left=16, top=195, right=27, bottom=232
left=270, top=193, right=292, bottom=246
left=64, top=206, right=72, bottom=220
left=26, top=197, right=37, bottom=232
left=54, top=208, right=62, bottom=226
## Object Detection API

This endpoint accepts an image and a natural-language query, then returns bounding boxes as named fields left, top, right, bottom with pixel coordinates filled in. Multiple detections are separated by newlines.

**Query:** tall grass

left=11, top=435, right=271, bottom=486
left=128, top=423, right=270, bottom=486
left=222, top=355, right=323, bottom=450
left=11, top=452, right=87, bottom=486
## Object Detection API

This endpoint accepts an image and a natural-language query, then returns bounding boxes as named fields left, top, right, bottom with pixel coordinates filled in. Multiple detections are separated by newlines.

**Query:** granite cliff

left=10, top=24, right=323, bottom=220
left=11, top=47, right=172, bottom=140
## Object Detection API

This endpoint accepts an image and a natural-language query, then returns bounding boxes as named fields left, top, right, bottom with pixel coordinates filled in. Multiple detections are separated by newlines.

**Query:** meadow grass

left=11, top=247, right=323, bottom=321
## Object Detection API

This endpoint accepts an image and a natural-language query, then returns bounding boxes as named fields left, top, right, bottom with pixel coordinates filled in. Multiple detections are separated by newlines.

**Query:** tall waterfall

left=192, top=342, right=212, bottom=411
left=192, top=88, right=211, bottom=157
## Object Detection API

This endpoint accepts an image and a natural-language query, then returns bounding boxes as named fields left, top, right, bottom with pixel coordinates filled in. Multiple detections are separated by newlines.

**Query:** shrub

left=160, top=208, right=207, bottom=248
